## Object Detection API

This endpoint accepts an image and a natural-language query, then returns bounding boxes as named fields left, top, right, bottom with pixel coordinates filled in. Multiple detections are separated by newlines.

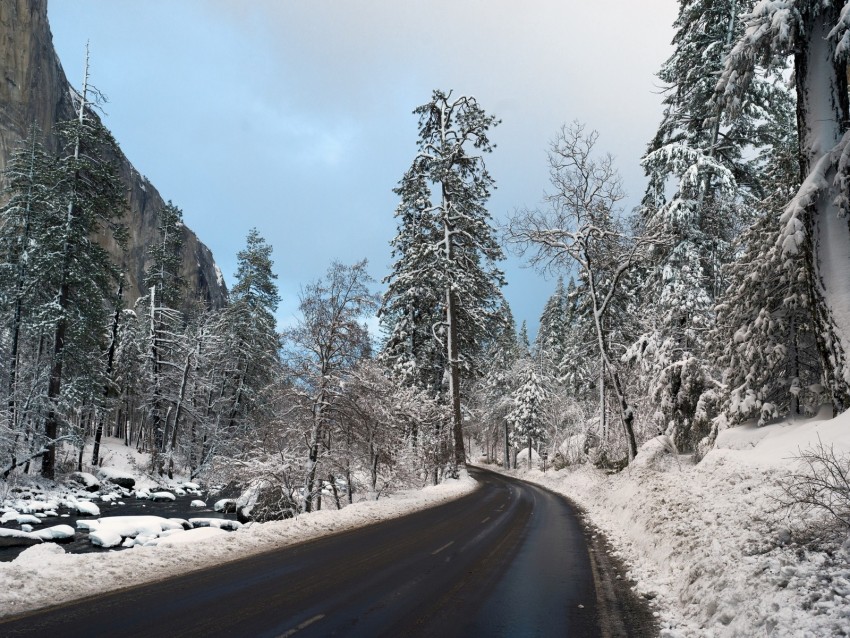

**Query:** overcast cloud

left=47, top=0, right=677, bottom=337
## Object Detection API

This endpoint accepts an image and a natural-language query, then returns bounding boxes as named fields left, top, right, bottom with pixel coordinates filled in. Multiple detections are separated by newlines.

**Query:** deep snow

left=483, top=409, right=850, bottom=637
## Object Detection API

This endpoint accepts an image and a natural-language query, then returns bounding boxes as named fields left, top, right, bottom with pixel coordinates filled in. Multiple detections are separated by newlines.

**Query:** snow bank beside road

left=483, top=411, right=850, bottom=637
left=0, top=475, right=476, bottom=619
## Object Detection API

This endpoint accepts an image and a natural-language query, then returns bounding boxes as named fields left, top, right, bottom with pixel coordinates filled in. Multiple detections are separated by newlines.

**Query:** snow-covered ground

left=483, top=409, right=850, bottom=637
left=0, top=472, right=476, bottom=619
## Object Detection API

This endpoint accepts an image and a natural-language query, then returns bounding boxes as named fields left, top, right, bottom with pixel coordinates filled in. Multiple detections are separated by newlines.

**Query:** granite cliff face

left=0, top=0, right=228, bottom=308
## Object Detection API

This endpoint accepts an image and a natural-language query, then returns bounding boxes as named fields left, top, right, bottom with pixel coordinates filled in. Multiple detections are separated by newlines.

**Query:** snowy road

left=0, top=468, right=655, bottom=637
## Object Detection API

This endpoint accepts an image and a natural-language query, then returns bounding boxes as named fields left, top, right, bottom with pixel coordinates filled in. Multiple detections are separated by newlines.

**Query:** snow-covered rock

left=190, top=500, right=206, bottom=508
left=0, top=528, right=42, bottom=547
left=150, top=491, right=176, bottom=502
left=73, top=501, right=100, bottom=517
left=631, top=435, right=679, bottom=470
left=188, top=518, right=242, bottom=531
left=34, top=525, right=75, bottom=541
left=213, top=498, right=236, bottom=513
left=87, top=516, right=183, bottom=548
left=97, top=468, right=135, bottom=489
left=16, top=514, right=41, bottom=526
left=68, top=471, right=100, bottom=492
left=182, top=482, right=200, bottom=491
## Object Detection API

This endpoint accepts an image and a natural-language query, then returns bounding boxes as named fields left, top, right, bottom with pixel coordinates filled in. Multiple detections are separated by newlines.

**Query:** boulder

left=0, top=528, right=42, bottom=548
left=68, top=472, right=100, bottom=492
left=97, top=468, right=136, bottom=490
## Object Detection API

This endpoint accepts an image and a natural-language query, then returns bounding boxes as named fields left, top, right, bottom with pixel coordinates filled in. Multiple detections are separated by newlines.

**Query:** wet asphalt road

left=0, top=467, right=657, bottom=637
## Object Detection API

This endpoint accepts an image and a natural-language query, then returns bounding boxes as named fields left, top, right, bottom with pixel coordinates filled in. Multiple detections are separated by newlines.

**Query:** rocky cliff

left=0, top=0, right=228, bottom=309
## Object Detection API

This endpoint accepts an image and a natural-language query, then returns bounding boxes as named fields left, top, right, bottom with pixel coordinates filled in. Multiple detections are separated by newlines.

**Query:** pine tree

left=536, top=277, right=568, bottom=379
left=38, top=51, right=127, bottom=478
left=508, top=361, right=546, bottom=470
left=381, top=90, right=505, bottom=473
left=0, top=126, right=57, bottom=474
left=630, top=0, right=798, bottom=449
left=144, top=200, right=185, bottom=309
left=217, top=228, right=282, bottom=435
left=475, top=299, right=520, bottom=469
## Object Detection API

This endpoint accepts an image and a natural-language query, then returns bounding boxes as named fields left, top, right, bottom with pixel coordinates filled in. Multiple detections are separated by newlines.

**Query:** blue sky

left=47, top=1, right=676, bottom=339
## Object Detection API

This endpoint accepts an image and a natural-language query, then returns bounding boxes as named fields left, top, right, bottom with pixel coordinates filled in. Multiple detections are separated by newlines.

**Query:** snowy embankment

left=0, top=475, right=476, bottom=619
left=484, top=411, right=850, bottom=637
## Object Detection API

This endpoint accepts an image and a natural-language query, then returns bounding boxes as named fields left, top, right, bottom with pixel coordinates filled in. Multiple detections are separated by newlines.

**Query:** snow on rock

left=149, top=491, right=176, bottom=502
left=182, top=482, right=200, bottom=491
left=0, top=528, right=42, bottom=547
left=188, top=518, right=242, bottom=531
left=14, top=514, right=41, bottom=526
left=0, top=511, right=20, bottom=524
left=87, top=516, right=184, bottom=548
left=213, top=499, right=236, bottom=513
left=34, top=525, right=75, bottom=541
left=13, top=500, right=57, bottom=515
left=0, top=474, right=477, bottom=618
left=189, top=500, right=206, bottom=508
left=68, top=472, right=100, bottom=492
left=73, top=501, right=100, bottom=517
left=97, top=468, right=135, bottom=489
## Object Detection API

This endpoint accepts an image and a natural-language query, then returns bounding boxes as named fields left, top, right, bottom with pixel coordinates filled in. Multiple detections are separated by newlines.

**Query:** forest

left=1, top=0, right=850, bottom=523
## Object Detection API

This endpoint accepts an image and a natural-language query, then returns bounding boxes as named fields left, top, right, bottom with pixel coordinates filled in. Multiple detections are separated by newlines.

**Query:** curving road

left=0, top=467, right=656, bottom=637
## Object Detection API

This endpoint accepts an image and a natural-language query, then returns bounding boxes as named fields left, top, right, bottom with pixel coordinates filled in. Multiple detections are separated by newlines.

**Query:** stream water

left=0, top=493, right=238, bottom=562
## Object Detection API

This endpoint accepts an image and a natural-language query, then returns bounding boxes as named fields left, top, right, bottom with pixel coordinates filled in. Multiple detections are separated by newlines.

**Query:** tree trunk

left=503, top=417, right=510, bottom=469
left=92, top=279, right=123, bottom=466
left=42, top=283, right=68, bottom=479
left=797, top=5, right=850, bottom=411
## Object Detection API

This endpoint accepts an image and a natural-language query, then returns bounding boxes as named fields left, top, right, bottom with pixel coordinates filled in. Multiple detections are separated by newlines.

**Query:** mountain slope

left=0, top=0, right=227, bottom=308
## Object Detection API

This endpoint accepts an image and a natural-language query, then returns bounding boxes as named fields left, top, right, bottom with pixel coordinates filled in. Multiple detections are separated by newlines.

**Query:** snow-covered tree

left=508, top=122, right=657, bottom=461
left=535, top=277, right=568, bottom=378
left=381, top=90, right=505, bottom=473
left=508, top=361, right=546, bottom=470
left=216, top=228, right=281, bottom=434
left=629, top=0, right=799, bottom=450
left=285, top=260, right=377, bottom=512
left=37, top=53, right=127, bottom=478
left=718, top=0, right=850, bottom=410
left=0, top=126, right=57, bottom=475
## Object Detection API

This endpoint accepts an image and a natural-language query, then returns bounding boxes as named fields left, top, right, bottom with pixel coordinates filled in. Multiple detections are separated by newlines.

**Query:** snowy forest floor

left=481, top=411, right=850, bottom=637
left=0, top=470, right=476, bottom=619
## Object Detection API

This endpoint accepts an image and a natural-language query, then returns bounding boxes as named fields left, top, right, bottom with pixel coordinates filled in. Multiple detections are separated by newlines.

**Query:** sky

left=47, top=1, right=678, bottom=339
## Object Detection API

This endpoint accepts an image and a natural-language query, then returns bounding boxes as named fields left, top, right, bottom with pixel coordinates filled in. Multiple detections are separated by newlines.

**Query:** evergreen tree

left=0, top=126, right=57, bottom=473
left=381, top=90, right=505, bottom=473
left=718, top=0, right=850, bottom=410
left=508, top=361, right=546, bottom=470
left=630, top=0, right=798, bottom=449
left=536, top=277, right=568, bottom=379
left=37, top=54, right=127, bottom=478
left=216, top=228, right=282, bottom=435
left=475, top=300, right=520, bottom=469
left=144, top=200, right=185, bottom=309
